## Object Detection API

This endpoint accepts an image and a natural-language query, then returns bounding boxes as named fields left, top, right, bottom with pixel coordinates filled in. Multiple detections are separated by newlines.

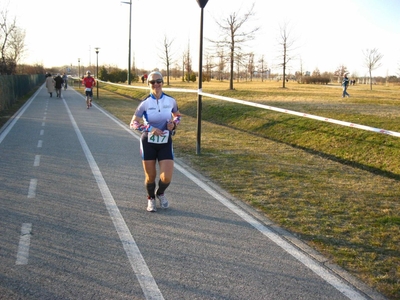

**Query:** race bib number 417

left=148, top=130, right=169, bottom=144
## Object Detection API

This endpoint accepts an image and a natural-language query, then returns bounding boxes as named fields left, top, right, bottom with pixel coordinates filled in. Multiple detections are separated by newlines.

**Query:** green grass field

left=3, top=79, right=399, bottom=299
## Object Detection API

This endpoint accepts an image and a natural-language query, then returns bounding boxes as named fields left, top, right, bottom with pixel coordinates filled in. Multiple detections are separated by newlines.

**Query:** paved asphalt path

left=0, top=85, right=386, bottom=300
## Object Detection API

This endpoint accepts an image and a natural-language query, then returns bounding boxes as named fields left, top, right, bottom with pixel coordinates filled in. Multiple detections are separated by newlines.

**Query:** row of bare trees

left=158, top=3, right=386, bottom=90
left=1, top=2, right=388, bottom=91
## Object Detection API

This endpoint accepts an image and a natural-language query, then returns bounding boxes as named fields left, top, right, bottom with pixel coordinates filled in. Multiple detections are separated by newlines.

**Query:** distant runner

left=82, top=70, right=96, bottom=109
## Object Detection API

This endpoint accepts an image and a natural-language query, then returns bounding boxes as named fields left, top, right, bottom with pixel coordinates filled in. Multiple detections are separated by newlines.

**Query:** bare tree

left=247, top=52, right=255, bottom=81
left=297, top=56, right=304, bottom=83
left=9, top=26, right=25, bottom=62
left=363, top=48, right=383, bottom=90
left=312, top=68, right=321, bottom=77
left=203, top=52, right=215, bottom=82
left=258, top=55, right=267, bottom=82
left=235, top=52, right=242, bottom=82
left=397, top=61, right=400, bottom=77
left=334, top=65, right=348, bottom=83
left=210, top=3, right=259, bottom=90
left=182, top=41, right=193, bottom=82
left=277, top=22, right=297, bottom=88
left=0, top=9, right=25, bottom=74
left=158, top=35, right=174, bottom=85
left=181, top=52, right=185, bottom=81
left=171, top=62, right=180, bottom=79
left=216, top=46, right=226, bottom=81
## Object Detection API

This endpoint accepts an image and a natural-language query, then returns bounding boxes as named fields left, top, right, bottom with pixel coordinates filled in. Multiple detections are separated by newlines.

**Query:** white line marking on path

left=16, top=223, right=32, bottom=265
left=62, top=99, right=164, bottom=300
left=27, top=179, right=37, bottom=198
left=34, top=155, right=40, bottom=167
left=37, top=140, right=42, bottom=148
left=40, top=129, right=44, bottom=136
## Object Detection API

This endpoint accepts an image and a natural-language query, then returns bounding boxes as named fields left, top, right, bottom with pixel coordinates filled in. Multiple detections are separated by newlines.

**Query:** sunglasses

left=149, top=79, right=163, bottom=85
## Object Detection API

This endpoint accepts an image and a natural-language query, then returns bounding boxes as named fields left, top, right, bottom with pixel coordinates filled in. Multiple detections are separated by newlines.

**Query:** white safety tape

left=97, top=80, right=400, bottom=138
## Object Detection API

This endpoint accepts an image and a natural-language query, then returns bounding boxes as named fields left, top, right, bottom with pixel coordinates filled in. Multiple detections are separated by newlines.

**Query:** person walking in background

left=82, top=71, right=96, bottom=109
left=130, top=71, right=181, bottom=212
left=45, top=73, right=55, bottom=97
left=54, top=73, right=64, bottom=98
left=62, top=73, right=68, bottom=90
left=342, top=74, right=350, bottom=98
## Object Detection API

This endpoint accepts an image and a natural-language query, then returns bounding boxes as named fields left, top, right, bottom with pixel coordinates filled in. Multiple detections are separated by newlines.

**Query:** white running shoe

left=156, top=193, right=169, bottom=209
left=147, top=198, right=156, bottom=212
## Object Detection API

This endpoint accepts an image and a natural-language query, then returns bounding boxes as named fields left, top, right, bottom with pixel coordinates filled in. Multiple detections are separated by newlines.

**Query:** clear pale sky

left=5, top=0, right=400, bottom=77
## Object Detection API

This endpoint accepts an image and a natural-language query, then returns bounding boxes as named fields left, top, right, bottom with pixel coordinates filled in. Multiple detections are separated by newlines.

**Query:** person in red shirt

left=82, top=70, right=96, bottom=109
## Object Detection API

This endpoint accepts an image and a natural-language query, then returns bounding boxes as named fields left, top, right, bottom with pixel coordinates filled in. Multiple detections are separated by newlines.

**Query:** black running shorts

left=140, top=132, right=174, bottom=161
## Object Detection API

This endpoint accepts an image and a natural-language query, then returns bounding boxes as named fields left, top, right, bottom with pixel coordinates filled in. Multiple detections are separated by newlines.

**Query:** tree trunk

left=369, top=69, right=372, bottom=90
left=282, top=43, right=287, bottom=88
left=229, top=45, right=234, bottom=90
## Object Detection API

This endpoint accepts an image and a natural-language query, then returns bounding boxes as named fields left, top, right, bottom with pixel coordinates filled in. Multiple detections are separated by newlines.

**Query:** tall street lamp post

left=95, top=47, right=100, bottom=99
left=121, top=0, right=132, bottom=85
left=195, top=0, right=209, bottom=155
left=78, top=58, right=80, bottom=88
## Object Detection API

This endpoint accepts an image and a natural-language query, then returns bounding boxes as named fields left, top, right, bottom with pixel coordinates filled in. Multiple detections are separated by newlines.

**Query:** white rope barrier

left=199, top=92, right=400, bottom=138
left=98, top=80, right=400, bottom=138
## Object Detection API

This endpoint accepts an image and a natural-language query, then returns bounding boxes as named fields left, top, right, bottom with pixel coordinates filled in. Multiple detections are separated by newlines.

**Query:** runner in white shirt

left=130, top=71, right=181, bottom=212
